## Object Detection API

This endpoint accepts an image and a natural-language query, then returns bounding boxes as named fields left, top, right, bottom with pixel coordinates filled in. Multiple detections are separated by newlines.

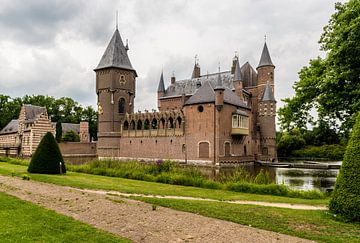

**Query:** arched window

left=177, top=117, right=182, bottom=128
left=199, top=142, right=210, bottom=158
left=151, top=118, right=158, bottom=129
left=137, top=120, right=142, bottom=130
left=123, top=121, right=129, bottom=130
left=224, top=142, right=231, bottom=156
left=118, top=98, right=126, bottom=114
left=168, top=117, right=174, bottom=129
left=130, top=120, right=136, bottom=130
left=160, top=118, right=165, bottom=129
left=144, top=119, right=150, bottom=130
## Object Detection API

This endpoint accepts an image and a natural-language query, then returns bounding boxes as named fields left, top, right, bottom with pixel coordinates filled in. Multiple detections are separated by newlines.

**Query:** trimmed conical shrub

left=329, top=113, right=360, bottom=221
left=28, top=132, right=66, bottom=174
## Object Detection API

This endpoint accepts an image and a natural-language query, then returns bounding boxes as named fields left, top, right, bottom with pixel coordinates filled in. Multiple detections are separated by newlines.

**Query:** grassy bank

left=0, top=157, right=326, bottom=200
left=0, top=192, right=128, bottom=242
left=0, top=161, right=328, bottom=205
left=133, top=197, right=360, bottom=243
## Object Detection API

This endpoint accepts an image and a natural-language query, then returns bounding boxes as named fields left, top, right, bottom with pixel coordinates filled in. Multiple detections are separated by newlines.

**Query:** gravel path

left=0, top=175, right=314, bottom=243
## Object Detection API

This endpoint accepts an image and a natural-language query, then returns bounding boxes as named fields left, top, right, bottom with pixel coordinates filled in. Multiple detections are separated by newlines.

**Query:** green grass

left=0, top=161, right=328, bottom=206
left=0, top=192, right=129, bottom=242
left=133, top=196, right=360, bottom=243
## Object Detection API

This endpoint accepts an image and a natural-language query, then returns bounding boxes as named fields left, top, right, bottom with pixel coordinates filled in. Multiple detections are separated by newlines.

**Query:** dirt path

left=79, top=188, right=327, bottom=210
left=0, top=175, right=313, bottom=243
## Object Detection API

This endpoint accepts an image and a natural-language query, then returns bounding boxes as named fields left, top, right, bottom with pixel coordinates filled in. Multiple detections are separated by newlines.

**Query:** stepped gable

left=24, top=105, right=47, bottom=123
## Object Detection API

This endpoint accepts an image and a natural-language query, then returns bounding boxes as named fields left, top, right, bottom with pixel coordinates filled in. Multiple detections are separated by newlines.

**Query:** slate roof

left=234, top=59, right=242, bottom=81
left=262, top=82, right=276, bottom=102
left=0, top=119, right=19, bottom=134
left=258, top=42, right=274, bottom=68
left=241, top=62, right=258, bottom=87
left=184, top=81, right=248, bottom=108
left=157, top=71, right=165, bottom=92
left=61, top=123, right=80, bottom=134
left=24, top=105, right=47, bottom=123
left=95, top=29, right=136, bottom=75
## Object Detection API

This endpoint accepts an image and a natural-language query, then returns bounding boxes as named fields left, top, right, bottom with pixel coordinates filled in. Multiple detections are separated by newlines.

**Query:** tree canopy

left=279, top=0, right=360, bottom=137
left=0, top=94, right=97, bottom=141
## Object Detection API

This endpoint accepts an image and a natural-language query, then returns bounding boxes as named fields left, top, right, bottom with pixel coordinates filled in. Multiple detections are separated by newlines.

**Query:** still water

left=201, top=162, right=341, bottom=192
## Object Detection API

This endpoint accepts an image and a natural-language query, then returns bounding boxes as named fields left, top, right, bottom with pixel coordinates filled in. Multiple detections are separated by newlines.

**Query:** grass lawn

left=0, top=192, right=129, bottom=242
left=0, top=162, right=328, bottom=205
left=133, top=196, right=360, bottom=243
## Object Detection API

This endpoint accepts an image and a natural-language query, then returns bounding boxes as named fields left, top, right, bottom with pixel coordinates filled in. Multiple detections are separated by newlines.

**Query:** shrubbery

left=329, top=113, right=360, bottom=222
left=68, top=160, right=325, bottom=199
left=292, top=144, right=345, bottom=160
left=28, top=132, right=66, bottom=174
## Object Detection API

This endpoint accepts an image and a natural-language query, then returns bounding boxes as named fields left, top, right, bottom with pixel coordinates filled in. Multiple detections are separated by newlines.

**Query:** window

left=197, top=105, right=204, bottom=112
left=232, top=114, right=249, bottom=129
left=118, top=98, right=126, bottom=114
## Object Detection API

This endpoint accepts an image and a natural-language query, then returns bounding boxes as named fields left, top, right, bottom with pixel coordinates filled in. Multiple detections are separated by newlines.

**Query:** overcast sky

left=0, top=0, right=343, bottom=119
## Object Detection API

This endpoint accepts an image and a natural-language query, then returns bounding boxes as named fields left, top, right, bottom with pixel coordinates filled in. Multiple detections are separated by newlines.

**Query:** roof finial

left=264, top=34, right=267, bottom=42
left=235, top=51, right=238, bottom=58
left=116, top=10, right=118, bottom=30
left=194, top=54, right=198, bottom=65
left=172, top=71, right=175, bottom=77
left=218, top=62, right=221, bottom=73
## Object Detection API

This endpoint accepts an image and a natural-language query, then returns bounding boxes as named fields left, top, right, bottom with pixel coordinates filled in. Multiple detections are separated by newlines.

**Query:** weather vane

left=116, top=10, right=118, bottom=29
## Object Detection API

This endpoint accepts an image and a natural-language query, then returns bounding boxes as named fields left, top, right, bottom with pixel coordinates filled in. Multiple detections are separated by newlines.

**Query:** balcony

left=231, top=127, right=249, bottom=135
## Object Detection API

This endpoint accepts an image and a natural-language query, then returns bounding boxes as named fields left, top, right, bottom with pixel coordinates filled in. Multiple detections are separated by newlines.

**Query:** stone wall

left=59, top=142, right=97, bottom=156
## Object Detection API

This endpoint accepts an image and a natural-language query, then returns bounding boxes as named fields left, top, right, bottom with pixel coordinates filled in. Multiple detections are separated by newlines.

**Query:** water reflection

left=200, top=163, right=340, bottom=192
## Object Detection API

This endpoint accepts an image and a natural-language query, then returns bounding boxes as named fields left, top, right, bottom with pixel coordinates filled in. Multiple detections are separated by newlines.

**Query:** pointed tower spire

left=215, top=65, right=224, bottom=90
left=262, top=82, right=276, bottom=101
left=95, top=29, right=137, bottom=76
left=191, top=55, right=200, bottom=78
left=234, top=59, right=242, bottom=81
left=157, top=71, right=165, bottom=92
left=257, top=41, right=274, bottom=68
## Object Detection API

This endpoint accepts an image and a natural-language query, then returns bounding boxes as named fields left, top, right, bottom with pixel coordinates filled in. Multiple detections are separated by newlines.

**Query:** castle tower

left=94, top=28, right=137, bottom=157
left=258, top=82, right=277, bottom=160
left=157, top=71, right=165, bottom=110
left=256, top=41, right=275, bottom=93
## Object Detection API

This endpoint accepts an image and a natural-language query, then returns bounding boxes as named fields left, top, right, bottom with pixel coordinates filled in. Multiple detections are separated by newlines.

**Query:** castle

left=95, top=28, right=277, bottom=166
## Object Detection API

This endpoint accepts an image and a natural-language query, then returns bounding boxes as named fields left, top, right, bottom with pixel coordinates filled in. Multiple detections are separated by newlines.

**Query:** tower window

left=119, top=98, right=126, bottom=114
left=197, top=105, right=204, bottom=112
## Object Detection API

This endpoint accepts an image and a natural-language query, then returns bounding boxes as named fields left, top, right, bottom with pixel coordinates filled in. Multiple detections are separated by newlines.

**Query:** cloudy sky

left=0, top=0, right=342, bottom=117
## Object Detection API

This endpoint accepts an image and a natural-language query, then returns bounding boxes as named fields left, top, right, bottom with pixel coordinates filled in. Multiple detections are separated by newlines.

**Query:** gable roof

left=61, top=123, right=80, bottom=134
left=0, top=119, right=19, bottom=134
left=184, top=81, right=248, bottom=108
left=95, top=29, right=136, bottom=75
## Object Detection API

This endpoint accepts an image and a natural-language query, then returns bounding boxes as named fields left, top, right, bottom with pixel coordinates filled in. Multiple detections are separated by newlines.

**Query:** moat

left=201, top=161, right=341, bottom=192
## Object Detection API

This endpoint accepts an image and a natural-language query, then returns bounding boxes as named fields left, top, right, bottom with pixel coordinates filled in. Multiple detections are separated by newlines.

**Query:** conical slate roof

left=157, top=71, right=165, bottom=92
left=257, top=42, right=274, bottom=68
left=95, top=29, right=136, bottom=74
left=262, top=82, right=276, bottom=102
left=234, top=59, right=242, bottom=81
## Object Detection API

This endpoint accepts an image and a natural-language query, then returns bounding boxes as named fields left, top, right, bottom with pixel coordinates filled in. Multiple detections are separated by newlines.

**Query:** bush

left=62, top=130, right=80, bottom=142
left=254, top=169, right=271, bottom=185
left=291, top=144, right=345, bottom=160
left=28, top=132, right=66, bottom=174
left=329, top=113, right=360, bottom=222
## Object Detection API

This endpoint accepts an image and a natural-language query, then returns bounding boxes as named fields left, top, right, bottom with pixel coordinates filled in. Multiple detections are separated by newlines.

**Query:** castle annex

left=95, top=28, right=277, bottom=166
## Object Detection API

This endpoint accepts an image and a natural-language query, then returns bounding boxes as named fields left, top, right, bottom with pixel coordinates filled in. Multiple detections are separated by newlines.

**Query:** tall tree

left=279, top=0, right=360, bottom=136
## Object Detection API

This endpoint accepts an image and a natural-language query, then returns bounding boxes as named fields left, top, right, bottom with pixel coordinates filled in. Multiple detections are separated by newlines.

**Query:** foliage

left=0, top=94, right=98, bottom=141
left=28, top=132, right=66, bottom=174
left=62, top=130, right=80, bottom=142
left=279, top=0, right=360, bottom=135
left=0, top=192, right=127, bottom=242
left=55, top=121, right=62, bottom=142
left=68, top=160, right=324, bottom=199
left=292, top=144, right=345, bottom=161
left=329, top=113, right=360, bottom=222
left=277, top=129, right=306, bottom=157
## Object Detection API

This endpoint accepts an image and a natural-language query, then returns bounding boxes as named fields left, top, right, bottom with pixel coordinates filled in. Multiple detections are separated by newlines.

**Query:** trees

left=329, top=112, right=360, bottom=222
left=0, top=94, right=98, bottom=141
left=62, top=130, right=80, bottom=142
left=28, top=132, right=66, bottom=174
left=279, top=0, right=360, bottom=136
